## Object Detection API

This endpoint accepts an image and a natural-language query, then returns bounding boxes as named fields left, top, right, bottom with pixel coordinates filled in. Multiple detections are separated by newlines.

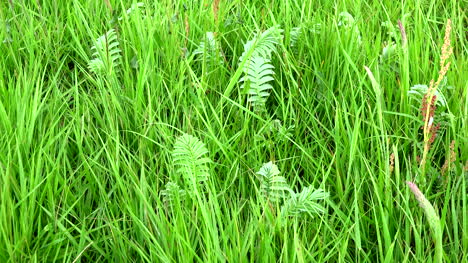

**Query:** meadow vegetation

left=0, top=0, right=467, bottom=262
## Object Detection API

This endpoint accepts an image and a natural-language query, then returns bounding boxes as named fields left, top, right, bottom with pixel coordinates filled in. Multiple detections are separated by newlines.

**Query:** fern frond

left=193, top=32, right=222, bottom=64
left=238, top=26, right=282, bottom=111
left=308, top=22, right=321, bottom=34
left=118, top=2, right=145, bottom=21
left=161, top=182, right=186, bottom=208
left=239, top=56, right=275, bottom=109
left=172, top=134, right=211, bottom=185
left=268, top=119, right=295, bottom=141
left=281, top=187, right=329, bottom=217
left=239, top=25, right=283, bottom=63
left=290, top=27, right=302, bottom=48
left=88, top=29, right=122, bottom=75
left=337, top=12, right=362, bottom=45
left=257, top=161, right=292, bottom=202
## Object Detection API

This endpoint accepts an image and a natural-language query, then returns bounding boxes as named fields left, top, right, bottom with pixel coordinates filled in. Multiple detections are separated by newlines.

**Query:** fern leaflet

left=161, top=182, right=186, bottom=208
left=238, top=26, right=283, bottom=111
left=88, top=29, right=122, bottom=75
left=239, top=26, right=283, bottom=62
left=239, top=56, right=275, bottom=108
left=172, top=134, right=211, bottom=186
left=257, top=161, right=292, bottom=202
left=290, top=27, right=302, bottom=48
left=193, top=32, right=222, bottom=64
left=281, top=187, right=329, bottom=217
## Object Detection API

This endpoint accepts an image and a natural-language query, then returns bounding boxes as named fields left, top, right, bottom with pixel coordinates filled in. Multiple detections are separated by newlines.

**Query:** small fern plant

left=257, top=161, right=293, bottom=202
left=337, top=12, right=362, bottom=45
left=289, top=27, right=302, bottom=49
left=172, top=133, right=211, bottom=193
left=161, top=182, right=187, bottom=209
left=256, top=162, right=328, bottom=220
left=193, top=32, right=223, bottom=65
left=238, top=26, right=283, bottom=112
left=118, top=2, right=145, bottom=21
left=88, top=29, right=122, bottom=76
left=281, top=187, right=329, bottom=218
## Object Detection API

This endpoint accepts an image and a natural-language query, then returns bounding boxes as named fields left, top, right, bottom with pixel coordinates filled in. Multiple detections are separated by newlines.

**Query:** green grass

left=0, top=0, right=467, bottom=262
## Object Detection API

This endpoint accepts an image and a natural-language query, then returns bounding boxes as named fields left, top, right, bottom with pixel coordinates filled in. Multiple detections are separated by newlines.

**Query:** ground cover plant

left=0, top=0, right=467, bottom=262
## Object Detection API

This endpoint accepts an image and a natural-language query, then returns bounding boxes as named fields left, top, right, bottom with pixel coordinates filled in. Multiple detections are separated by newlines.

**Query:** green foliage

left=337, top=11, right=361, bottom=44
left=172, top=133, right=211, bottom=186
left=240, top=56, right=275, bottom=109
left=88, top=29, right=122, bottom=75
left=406, top=182, right=443, bottom=262
left=161, top=182, right=187, bottom=208
left=239, top=26, right=283, bottom=62
left=289, top=27, right=302, bottom=48
left=408, top=84, right=449, bottom=108
left=118, top=2, right=145, bottom=21
left=257, top=161, right=293, bottom=202
left=0, top=1, right=466, bottom=262
left=281, top=187, right=329, bottom=217
left=257, top=162, right=328, bottom=220
left=238, top=26, right=283, bottom=111
left=193, top=32, right=222, bottom=64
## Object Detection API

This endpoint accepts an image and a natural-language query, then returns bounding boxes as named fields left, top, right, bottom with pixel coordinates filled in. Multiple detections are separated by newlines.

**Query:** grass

left=0, top=0, right=467, bottom=262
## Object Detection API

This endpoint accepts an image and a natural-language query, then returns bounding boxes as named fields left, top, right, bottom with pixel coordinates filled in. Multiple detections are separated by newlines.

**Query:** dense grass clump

left=0, top=0, right=466, bottom=262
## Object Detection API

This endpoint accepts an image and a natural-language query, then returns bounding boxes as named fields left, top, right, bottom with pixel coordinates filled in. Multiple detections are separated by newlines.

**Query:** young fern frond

left=161, top=182, right=186, bottom=208
left=238, top=26, right=283, bottom=111
left=257, top=161, right=292, bottom=202
left=289, top=27, right=302, bottom=48
left=172, top=134, right=211, bottom=186
left=239, top=26, right=283, bottom=62
left=337, top=12, right=362, bottom=45
left=193, top=32, right=222, bottom=64
left=239, top=56, right=275, bottom=108
left=88, top=29, right=122, bottom=75
left=118, top=2, right=145, bottom=21
left=281, top=187, right=329, bottom=218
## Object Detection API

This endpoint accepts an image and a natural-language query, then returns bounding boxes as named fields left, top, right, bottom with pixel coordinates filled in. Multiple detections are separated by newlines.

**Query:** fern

left=308, top=22, right=322, bottom=34
left=337, top=12, right=362, bottom=45
left=239, top=56, right=275, bottom=108
left=281, top=187, right=329, bottom=218
left=172, top=134, right=211, bottom=186
left=238, top=26, right=283, bottom=111
left=161, top=182, right=186, bottom=208
left=257, top=161, right=293, bottom=202
left=289, top=27, right=302, bottom=48
left=118, top=2, right=145, bottom=21
left=88, top=29, right=122, bottom=75
left=239, top=25, right=283, bottom=63
left=193, top=32, right=222, bottom=64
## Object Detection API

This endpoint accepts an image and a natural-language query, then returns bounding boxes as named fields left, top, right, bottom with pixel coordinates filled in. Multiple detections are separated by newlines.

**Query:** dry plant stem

left=103, top=0, right=113, bottom=13
left=213, top=0, right=220, bottom=25
left=441, top=140, right=456, bottom=176
left=406, top=182, right=443, bottom=262
left=397, top=20, right=407, bottom=47
left=184, top=14, right=190, bottom=48
left=420, top=19, right=452, bottom=175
